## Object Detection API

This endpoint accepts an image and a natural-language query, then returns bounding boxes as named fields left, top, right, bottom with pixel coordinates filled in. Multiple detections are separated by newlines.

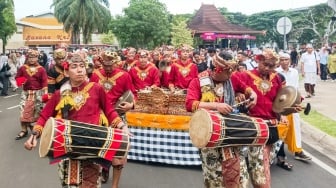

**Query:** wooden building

left=188, top=4, right=265, bottom=50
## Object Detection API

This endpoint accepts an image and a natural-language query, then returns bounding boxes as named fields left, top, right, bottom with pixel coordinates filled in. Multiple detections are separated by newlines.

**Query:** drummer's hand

left=122, top=125, right=134, bottom=137
left=24, top=134, right=37, bottom=150
left=117, top=122, right=134, bottom=137
left=117, top=102, right=133, bottom=113
left=247, top=91, right=257, bottom=109
left=235, top=92, right=246, bottom=102
left=169, top=87, right=175, bottom=93
left=293, top=104, right=303, bottom=112
left=216, top=102, right=233, bottom=115
left=280, top=115, right=289, bottom=124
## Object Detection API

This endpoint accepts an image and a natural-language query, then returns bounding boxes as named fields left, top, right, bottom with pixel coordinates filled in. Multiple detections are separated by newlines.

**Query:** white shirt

left=300, top=51, right=320, bottom=73
left=17, top=56, right=26, bottom=68
left=276, top=67, right=299, bottom=89
left=244, top=59, right=258, bottom=70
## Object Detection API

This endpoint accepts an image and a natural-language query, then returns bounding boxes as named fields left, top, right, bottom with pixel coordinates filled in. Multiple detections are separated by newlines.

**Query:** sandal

left=15, top=131, right=28, bottom=140
left=277, top=160, right=293, bottom=171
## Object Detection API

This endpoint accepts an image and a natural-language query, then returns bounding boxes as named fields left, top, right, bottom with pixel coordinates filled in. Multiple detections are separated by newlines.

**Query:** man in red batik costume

left=15, top=49, right=48, bottom=140
left=90, top=51, right=136, bottom=188
left=129, top=50, right=160, bottom=91
left=231, top=49, right=302, bottom=188
left=24, top=53, right=128, bottom=188
left=47, top=48, right=68, bottom=94
left=118, top=47, right=138, bottom=72
left=168, top=45, right=198, bottom=92
left=158, top=50, right=175, bottom=88
left=186, top=51, right=257, bottom=188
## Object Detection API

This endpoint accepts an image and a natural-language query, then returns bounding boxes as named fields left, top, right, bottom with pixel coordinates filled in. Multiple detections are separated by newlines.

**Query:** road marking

left=7, top=105, right=20, bottom=110
left=305, top=150, right=336, bottom=176
left=3, top=94, right=18, bottom=98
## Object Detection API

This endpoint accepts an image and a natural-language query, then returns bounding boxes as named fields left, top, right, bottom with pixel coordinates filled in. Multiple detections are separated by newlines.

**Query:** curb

left=301, top=120, right=336, bottom=163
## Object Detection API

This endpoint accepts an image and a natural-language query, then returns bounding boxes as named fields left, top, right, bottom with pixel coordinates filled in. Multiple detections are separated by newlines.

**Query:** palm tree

left=51, top=0, right=111, bottom=44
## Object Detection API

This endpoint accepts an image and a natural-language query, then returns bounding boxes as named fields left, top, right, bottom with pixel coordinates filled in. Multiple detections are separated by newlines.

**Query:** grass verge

left=300, top=110, right=336, bottom=138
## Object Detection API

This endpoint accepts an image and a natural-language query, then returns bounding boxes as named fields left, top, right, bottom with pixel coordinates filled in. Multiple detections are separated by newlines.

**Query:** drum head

left=39, top=118, right=55, bottom=158
left=189, top=109, right=212, bottom=148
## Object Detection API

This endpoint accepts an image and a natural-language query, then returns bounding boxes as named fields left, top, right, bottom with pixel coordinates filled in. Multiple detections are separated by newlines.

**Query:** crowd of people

left=0, top=42, right=330, bottom=188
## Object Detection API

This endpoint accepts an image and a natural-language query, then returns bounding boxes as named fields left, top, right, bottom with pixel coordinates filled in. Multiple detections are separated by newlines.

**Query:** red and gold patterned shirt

left=16, top=64, right=48, bottom=91
left=168, top=59, right=198, bottom=89
left=231, top=69, right=284, bottom=119
left=34, top=82, right=122, bottom=133
left=90, top=68, right=136, bottom=105
left=129, top=63, right=160, bottom=91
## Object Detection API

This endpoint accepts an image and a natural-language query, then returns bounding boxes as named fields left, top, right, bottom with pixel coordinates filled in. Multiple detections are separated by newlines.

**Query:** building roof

left=188, top=4, right=264, bottom=35
left=16, top=20, right=63, bottom=30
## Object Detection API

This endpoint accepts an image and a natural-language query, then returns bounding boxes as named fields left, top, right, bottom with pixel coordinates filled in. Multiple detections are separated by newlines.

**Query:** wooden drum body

left=39, top=118, right=129, bottom=162
left=189, top=109, right=269, bottom=148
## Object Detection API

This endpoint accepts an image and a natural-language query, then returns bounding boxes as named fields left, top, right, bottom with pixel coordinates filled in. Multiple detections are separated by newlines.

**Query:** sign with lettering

left=23, top=27, right=71, bottom=43
left=201, top=33, right=217, bottom=41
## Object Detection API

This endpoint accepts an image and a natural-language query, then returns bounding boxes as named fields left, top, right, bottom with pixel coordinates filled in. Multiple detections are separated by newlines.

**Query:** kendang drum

left=189, top=109, right=269, bottom=148
left=39, top=118, right=129, bottom=163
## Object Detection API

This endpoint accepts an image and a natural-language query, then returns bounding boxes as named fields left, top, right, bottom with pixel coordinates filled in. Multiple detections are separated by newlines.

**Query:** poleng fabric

left=127, top=126, right=201, bottom=165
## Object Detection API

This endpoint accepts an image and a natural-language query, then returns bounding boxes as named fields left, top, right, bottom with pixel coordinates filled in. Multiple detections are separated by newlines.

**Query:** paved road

left=298, top=79, right=336, bottom=121
left=1, top=90, right=336, bottom=188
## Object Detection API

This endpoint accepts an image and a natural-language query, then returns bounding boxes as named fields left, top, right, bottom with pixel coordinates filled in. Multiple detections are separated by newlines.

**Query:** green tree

left=170, top=17, right=193, bottom=47
left=111, top=0, right=170, bottom=49
left=244, top=10, right=286, bottom=48
left=218, top=7, right=248, bottom=25
left=0, top=0, right=16, bottom=53
left=100, top=30, right=116, bottom=45
left=52, top=0, right=111, bottom=44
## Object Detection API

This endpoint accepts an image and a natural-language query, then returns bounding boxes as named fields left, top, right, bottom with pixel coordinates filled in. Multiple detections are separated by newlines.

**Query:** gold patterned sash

left=96, top=71, right=124, bottom=92
left=135, top=66, right=151, bottom=80
left=246, top=71, right=276, bottom=95
left=175, top=63, right=193, bottom=77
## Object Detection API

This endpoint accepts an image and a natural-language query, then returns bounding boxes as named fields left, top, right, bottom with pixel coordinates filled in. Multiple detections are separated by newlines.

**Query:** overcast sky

left=14, top=0, right=327, bottom=19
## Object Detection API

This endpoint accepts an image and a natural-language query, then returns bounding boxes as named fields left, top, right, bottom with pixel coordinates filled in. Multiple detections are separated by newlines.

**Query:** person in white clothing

left=300, top=44, right=320, bottom=98
left=276, top=52, right=312, bottom=161
left=8, top=53, right=18, bottom=91
left=16, top=51, right=26, bottom=68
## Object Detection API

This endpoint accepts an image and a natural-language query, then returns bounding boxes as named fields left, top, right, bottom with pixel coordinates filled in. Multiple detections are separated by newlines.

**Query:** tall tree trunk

left=71, top=30, right=81, bottom=44
left=2, top=37, right=6, bottom=54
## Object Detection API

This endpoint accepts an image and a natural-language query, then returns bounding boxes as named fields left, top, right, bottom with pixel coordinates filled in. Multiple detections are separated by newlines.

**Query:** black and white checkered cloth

left=127, top=127, right=201, bottom=165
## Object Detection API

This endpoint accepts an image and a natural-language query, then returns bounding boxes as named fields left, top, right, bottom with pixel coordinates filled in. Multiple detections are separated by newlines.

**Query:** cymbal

left=272, top=86, right=301, bottom=113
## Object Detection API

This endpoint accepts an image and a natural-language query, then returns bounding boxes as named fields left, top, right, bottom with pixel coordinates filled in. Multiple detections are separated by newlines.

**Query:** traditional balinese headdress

left=211, top=52, right=237, bottom=82
left=27, top=49, right=39, bottom=58
left=100, top=51, right=121, bottom=65
left=62, top=53, right=84, bottom=70
left=53, top=48, right=66, bottom=60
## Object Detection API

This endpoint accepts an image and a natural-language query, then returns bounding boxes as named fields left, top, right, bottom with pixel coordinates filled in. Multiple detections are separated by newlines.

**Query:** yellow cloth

left=284, top=114, right=302, bottom=153
left=277, top=122, right=289, bottom=141
left=126, top=112, right=191, bottom=131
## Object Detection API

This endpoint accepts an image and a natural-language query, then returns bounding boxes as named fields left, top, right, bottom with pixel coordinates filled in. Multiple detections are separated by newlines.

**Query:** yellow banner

left=23, top=27, right=70, bottom=42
